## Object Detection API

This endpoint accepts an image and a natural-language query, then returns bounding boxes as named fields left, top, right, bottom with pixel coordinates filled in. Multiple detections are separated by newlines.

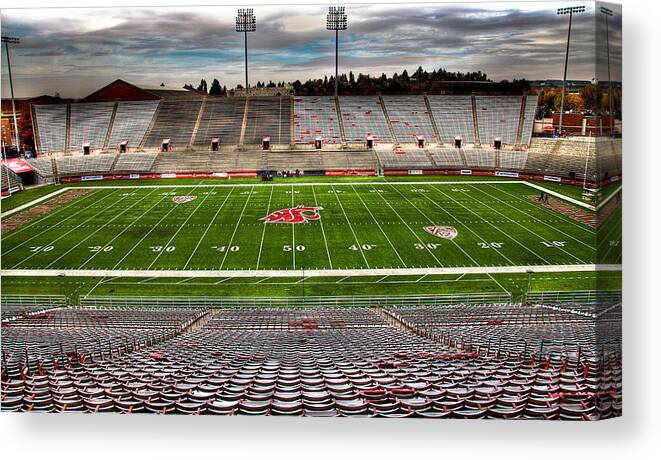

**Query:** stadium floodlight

left=1, top=36, right=21, bottom=154
left=236, top=8, right=256, bottom=95
left=326, top=6, right=348, bottom=98
left=601, top=7, right=614, bottom=137
left=556, top=6, right=585, bottom=136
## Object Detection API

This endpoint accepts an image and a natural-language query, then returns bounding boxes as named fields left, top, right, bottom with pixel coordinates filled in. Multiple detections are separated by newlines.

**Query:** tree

left=17, top=111, right=34, bottom=152
left=197, top=79, right=208, bottom=94
left=209, top=79, right=222, bottom=95
left=579, top=84, right=602, bottom=114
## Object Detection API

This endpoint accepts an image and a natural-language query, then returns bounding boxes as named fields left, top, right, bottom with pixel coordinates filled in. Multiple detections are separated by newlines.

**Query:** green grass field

left=0, top=178, right=621, bottom=303
left=2, top=180, right=600, bottom=271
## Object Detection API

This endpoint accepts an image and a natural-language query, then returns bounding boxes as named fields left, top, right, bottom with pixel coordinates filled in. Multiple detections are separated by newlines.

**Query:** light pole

left=600, top=7, right=614, bottom=137
left=236, top=8, right=256, bottom=96
left=556, top=6, right=585, bottom=136
left=326, top=6, right=347, bottom=98
left=2, top=36, right=21, bottom=152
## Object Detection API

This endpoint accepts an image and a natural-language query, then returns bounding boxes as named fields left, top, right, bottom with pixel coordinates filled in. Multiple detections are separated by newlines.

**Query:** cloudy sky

left=0, top=1, right=621, bottom=98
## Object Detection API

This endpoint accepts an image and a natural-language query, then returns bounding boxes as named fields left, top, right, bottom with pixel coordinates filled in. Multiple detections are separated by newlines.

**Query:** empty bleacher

left=339, top=96, right=393, bottom=143
left=427, top=148, right=466, bottom=168
left=498, top=150, right=529, bottom=170
left=292, top=96, right=342, bottom=144
left=112, top=153, right=158, bottom=172
left=381, top=95, right=436, bottom=144
left=34, top=104, right=67, bottom=153
left=143, top=100, right=202, bottom=148
left=521, top=96, right=538, bottom=147
left=525, top=138, right=597, bottom=179
left=1, top=164, right=22, bottom=192
left=193, top=98, right=246, bottom=146
left=475, top=96, right=522, bottom=146
left=23, top=157, right=55, bottom=178
left=107, top=101, right=159, bottom=149
left=55, top=154, right=116, bottom=177
left=463, top=148, right=497, bottom=169
left=427, top=95, right=475, bottom=144
left=151, top=151, right=261, bottom=173
left=243, top=97, right=291, bottom=145
left=375, top=146, right=433, bottom=169
left=69, top=102, right=115, bottom=152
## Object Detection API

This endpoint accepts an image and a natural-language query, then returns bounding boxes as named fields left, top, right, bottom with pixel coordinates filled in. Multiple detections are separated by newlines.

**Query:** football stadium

left=0, top=3, right=621, bottom=419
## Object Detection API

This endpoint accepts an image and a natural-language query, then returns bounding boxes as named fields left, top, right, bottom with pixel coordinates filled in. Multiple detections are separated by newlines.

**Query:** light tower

left=600, top=6, right=614, bottom=137
left=236, top=8, right=256, bottom=96
left=2, top=36, right=21, bottom=151
left=326, top=6, right=347, bottom=98
left=556, top=5, right=585, bottom=136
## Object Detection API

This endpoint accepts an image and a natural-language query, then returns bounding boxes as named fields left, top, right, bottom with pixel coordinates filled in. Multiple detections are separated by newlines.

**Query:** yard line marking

left=596, top=184, right=622, bottom=211
left=2, top=264, right=621, bottom=278
left=10, top=190, right=131, bottom=268
left=311, top=185, right=333, bottom=269
left=482, top=184, right=596, bottom=250
left=147, top=190, right=212, bottom=269
left=335, top=276, right=350, bottom=283
left=331, top=185, right=370, bottom=269
left=464, top=185, right=589, bottom=263
left=82, top=276, right=108, bottom=298
left=255, top=186, right=274, bottom=270
left=81, top=191, right=174, bottom=268
left=213, top=277, right=232, bottom=284
left=374, top=186, right=447, bottom=267
left=487, top=273, right=510, bottom=294
left=414, top=184, right=518, bottom=266
left=184, top=187, right=236, bottom=269
left=350, top=184, right=407, bottom=267
left=45, top=188, right=160, bottom=268
left=291, top=185, right=296, bottom=270
left=219, top=185, right=254, bottom=270
left=3, top=189, right=106, bottom=253
left=111, top=186, right=201, bottom=270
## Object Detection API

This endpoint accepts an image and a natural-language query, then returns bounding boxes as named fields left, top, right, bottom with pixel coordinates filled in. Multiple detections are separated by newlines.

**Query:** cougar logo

left=262, top=205, right=323, bottom=223
left=424, top=226, right=458, bottom=240
left=173, top=196, right=197, bottom=204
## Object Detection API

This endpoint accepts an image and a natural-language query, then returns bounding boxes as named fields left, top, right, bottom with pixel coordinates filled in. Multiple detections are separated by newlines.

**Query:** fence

left=525, top=290, right=621, bottom=304
left=1, top=294, right=68, bottom=308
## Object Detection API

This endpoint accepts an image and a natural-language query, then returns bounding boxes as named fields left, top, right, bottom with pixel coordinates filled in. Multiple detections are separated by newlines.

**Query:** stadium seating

left=462, top=148, right=497, bottom=168
left=23, top=157, right=55, bottom=178
left=0, top=305, right=620, bottom=418
left=143, top=100, right=202, bottom=148
left=375, top=146, right=434, bottom=169
left=243, top=97, right=292, bottom=145
left=112, top=153, right=158, bottom=172
left=427, top=148, right=466, bottom=168
left=55, top=154, right=116, bottom=177
left=524, top=138, right=598, bottom=179
left=292, top=96, right=342, bottom=144
left=69, top=102, right=115, bottom=152
left=339, top=96, right=393, bottom=144
left=151, top=150, right=262, bottom=173
left=108, top=101, right=159, bottom=149
left=498, top=150, right=529, bottom=170
left=381, top=95, right=437, bottom=144
left=1, top=164, right=23, bottom=191
left=193, top=98, right=246, bottom=146
left=427, top=95, right=476, bottom=144
left=33, top=104, right=68, bottom=153
left=521, top=96, right=538, bottom=147
left=475, top=96, right=522, bottom=146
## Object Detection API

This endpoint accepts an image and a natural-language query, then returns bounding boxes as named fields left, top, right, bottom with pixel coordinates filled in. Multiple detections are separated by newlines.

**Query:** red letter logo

left=261, top=205, right=323, bottom=223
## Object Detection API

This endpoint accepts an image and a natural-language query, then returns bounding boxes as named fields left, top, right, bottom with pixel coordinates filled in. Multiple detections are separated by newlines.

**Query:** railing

left=525, top=290, right=621, bottom=304
left=1, top=294, right=68, bottom=308
left=79, top=292, right=513, bottom=309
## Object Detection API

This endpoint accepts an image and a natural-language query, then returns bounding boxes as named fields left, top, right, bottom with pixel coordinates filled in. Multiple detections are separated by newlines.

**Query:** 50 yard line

left=219, top=185, right=254, bottom=270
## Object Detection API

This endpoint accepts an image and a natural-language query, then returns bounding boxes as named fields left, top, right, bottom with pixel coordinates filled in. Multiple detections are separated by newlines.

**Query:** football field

left=1, top=180, right=603, bottom=274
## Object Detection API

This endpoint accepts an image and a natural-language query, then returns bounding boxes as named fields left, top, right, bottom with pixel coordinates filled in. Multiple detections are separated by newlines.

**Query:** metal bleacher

left=143, top=99, right=202, bottom=148
left=427, top=95, right=475, bottom=144
left=462, top=148, right=497, bottom=169
left=292, top=96, right=342, bottom=144
left=339, top=96, right=393, bottom=144
left=108, top=101, right=159, bottom=149
left=243, top=96, right=291, bottom=145
left=521, top=96, right=538, bottom=147
left=193, top=98, right=245, bottom=146
left=112, top=153, right=158, bottom=173
left=375, top=146, right=433, bottom=169
left=23, top=157, right=55, bottom=179
left=55, top=154, right=116, bottom=177
left=34, top=104, right=68, bottom=153
left=427, top=148, right=466, bottom=168
left=69, top=102, right=115, bottom=152
left=475, top=96, right=522, bottom=146
left=381, top=95, right=437, bottom=144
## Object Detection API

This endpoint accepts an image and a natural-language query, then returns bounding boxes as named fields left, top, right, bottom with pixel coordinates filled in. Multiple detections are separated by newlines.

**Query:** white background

left=0, top=1, right=658, bottom=459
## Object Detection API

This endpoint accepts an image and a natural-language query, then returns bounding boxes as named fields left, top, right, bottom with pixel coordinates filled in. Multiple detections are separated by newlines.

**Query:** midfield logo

left=172, top=196, right=197, bottom=204
left=424, top=225, right=458, bottom=240
left=262, top=205, right=323, bottom=223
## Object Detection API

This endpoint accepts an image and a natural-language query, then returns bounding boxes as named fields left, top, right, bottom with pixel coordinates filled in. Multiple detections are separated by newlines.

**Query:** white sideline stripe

left=596, top=184, right=622, bottom=211
left=1, top=188, right=69, bottom=218
left=1, top=264, right=621, bottom=278
left=522, top=181, right=596, bottom=211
